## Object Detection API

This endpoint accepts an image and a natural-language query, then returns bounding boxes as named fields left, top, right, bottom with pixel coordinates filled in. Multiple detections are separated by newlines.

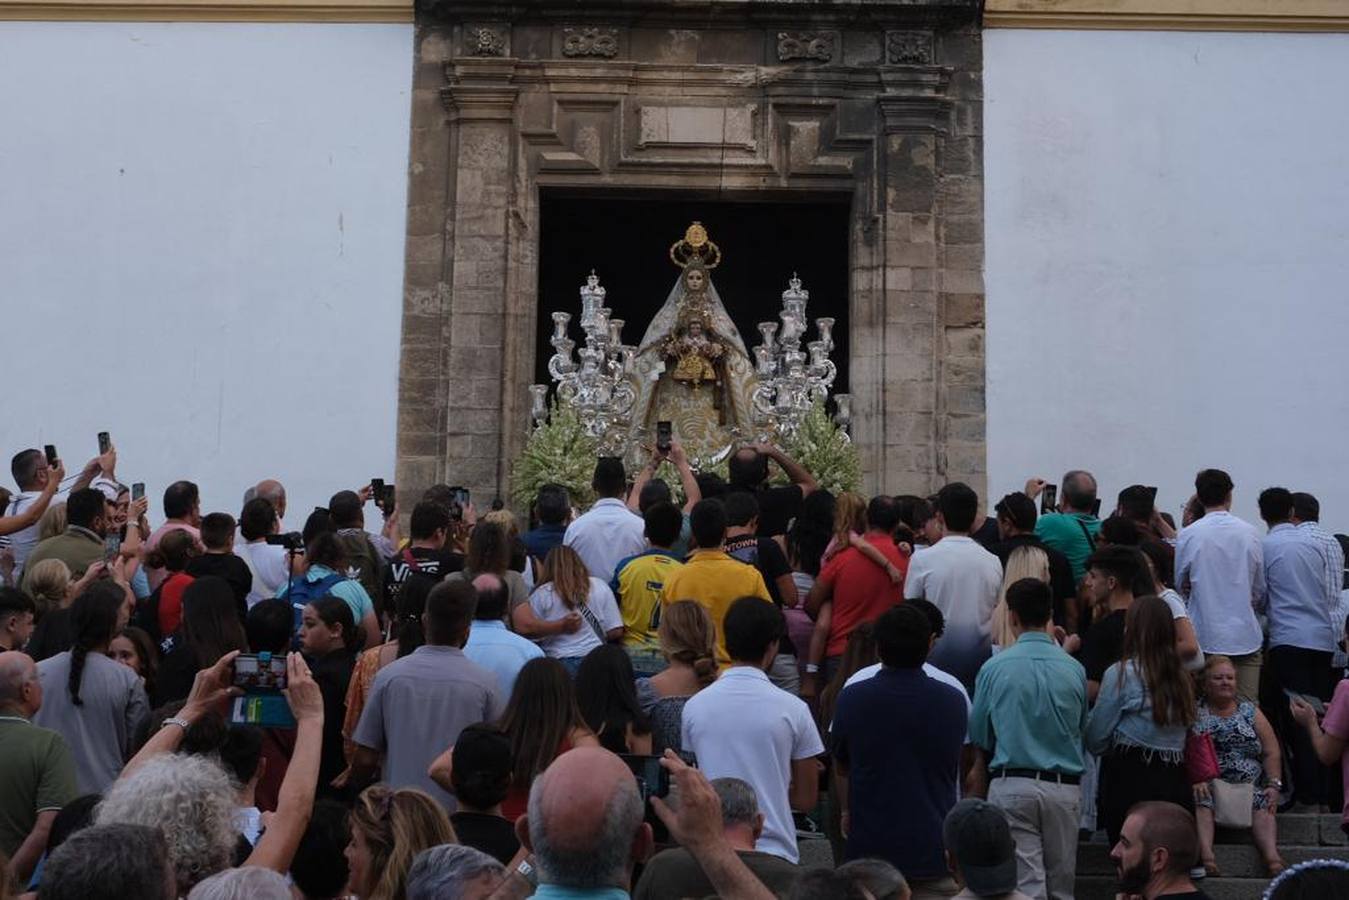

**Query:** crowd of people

left=2, top=438, right=1349, bottom=900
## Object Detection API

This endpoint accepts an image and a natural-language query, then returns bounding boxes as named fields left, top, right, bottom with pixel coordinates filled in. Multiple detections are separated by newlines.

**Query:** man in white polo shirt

left=904, top=482, right=1003, bottom=693
left=682, top=597, right=824, bottom=864
left=563, top=458, right=646, bottom=583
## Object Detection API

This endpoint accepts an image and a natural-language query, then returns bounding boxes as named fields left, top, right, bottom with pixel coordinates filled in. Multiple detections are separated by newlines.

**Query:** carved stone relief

left=562, top=26, right=619, bottom=58
left=886, top=30, right=934, bottom=64
left=777, top=31, right=834, bottom=62
left=465, top=25, right=506, bottom=57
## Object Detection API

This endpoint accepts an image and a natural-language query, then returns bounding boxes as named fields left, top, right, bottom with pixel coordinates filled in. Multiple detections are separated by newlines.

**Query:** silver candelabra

left=751, top=274, right=850, bottom=440
left=530, top=272, right=637, bottom=454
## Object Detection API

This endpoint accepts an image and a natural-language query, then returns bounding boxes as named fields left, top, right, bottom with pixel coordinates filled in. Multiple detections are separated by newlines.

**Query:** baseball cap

left=943, top=799, right=1018, bottom=897
left=994, top=492, right=1036, bottom=532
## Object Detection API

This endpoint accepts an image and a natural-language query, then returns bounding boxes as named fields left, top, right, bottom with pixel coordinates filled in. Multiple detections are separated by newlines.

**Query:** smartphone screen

left=104, top=535, right=122, bottom=561
left=371, top=478, right=384, bottom=499
left=1040, top=484, right=1057, bottom=516
left=232, top=654, right=288, bottom=691
left=619, top=753, right=670, bottom=802
left=384, top=484, right=397, bottom=511
left=132, top=482, right=145, bottom=502
left=450, top=486, right=469, bottom=509
left=97, top=431, right=111, bottom=454
left=44, top=445, right=58, bottom=466
left=656, top=420, right=672, bottom=453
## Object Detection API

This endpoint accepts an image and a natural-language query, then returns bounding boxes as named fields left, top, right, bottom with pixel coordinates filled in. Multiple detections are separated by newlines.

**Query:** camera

left=265, top=531, right=305, bottom=551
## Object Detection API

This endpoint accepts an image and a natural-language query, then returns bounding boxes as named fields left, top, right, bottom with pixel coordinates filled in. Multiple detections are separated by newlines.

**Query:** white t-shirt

left=5, top=488, right=68, bottom=581
left=236, top=540, right=291, bottom=608
left=530, top=576, right=622, bottom=660
left=682, top=666, right=824, bottom=863
left=1159, top=587, right=1205, bottom=671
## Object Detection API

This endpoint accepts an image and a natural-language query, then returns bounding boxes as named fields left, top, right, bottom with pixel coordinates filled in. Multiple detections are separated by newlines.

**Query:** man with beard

left=1108, top=802, right=1211, bottom=899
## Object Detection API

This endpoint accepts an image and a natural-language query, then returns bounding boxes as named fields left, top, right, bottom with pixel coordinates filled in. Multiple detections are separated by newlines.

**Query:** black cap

left=943, top=799, right=1018, bottom=897
left=994, top=492, right=1037, bottom=532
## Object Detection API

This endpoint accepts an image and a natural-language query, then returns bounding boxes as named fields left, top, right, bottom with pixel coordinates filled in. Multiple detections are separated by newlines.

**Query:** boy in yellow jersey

left=663, top=499, right=772, bottom=666
left=612, top=501, right=686, bottom=677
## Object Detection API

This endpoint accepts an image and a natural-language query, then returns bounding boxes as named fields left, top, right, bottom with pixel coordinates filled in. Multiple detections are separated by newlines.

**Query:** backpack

left=336, top=530, right=386, bottom=604
left=287, top=571, right=348, bottom=640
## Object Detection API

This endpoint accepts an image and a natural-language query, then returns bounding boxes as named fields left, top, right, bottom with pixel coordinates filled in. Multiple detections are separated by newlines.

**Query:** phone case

left=231, top=694, right=297, bottom=729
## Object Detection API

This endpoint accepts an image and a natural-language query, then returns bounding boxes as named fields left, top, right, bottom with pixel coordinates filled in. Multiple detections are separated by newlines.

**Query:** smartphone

left=656, top=420, right=672, bottom=454
left=1145, top=486, right=1158, bottom=503
left=232, top=653, right=288, bottom=691
left=448, top=486, right=469, bottom=516
left=1090, top=498, right=1102, bottom=517
left=97, top=431, right=111, bottom=454
left=44, top=444, right=58, bottom=467
left=1040, top=483, right=1057, bottom=516
left=371, top=478, right=385, bottom=511
left=132, top=482, right=145, bottom=502
left=1284, top=688, right=1326, bottom=716
left=383, top=484, right=397, bottom=511
left=619, top=753, right=670, bottom=802
left=103, top=534, right=122, bottom=561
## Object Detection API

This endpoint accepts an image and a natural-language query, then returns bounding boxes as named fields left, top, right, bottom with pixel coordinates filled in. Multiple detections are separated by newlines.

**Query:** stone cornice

left=0, top=0, right=410, bottom=21
left=985, top=0, right=1349, bottom=32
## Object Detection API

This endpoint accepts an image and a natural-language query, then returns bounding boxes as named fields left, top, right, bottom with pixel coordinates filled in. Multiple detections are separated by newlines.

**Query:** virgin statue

left=629, top=223, right=758, bottom=462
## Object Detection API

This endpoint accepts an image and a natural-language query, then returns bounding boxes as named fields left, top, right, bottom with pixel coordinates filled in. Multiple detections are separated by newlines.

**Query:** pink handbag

left=1184, top=731, right=1220, bottom=784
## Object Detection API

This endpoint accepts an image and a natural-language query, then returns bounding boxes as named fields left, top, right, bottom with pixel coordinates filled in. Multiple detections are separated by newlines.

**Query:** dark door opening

left=535, top=192, right=851, bottom=399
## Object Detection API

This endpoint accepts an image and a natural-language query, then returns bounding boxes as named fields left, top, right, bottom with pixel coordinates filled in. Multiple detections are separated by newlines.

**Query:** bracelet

left=805, top=664, right=820, bottom=674
left=1267, top=779, right=1283, bottom=789
left=161, top=716, right=191, bottom=732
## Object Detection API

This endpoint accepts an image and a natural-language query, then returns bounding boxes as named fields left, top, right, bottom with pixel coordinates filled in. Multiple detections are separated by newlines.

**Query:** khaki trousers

left=988, top=775, right=1081, bottom=900
left=1230, top=649, right=1262, bottom=702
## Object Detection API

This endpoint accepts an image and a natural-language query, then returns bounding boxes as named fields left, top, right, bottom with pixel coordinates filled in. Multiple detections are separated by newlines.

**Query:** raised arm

left=759, top=444, right=817, bottom=497
left=650, top=751, right=777, bottom=900
left=120, top=651, right=242, bottom=779
left=245, top=653, right=325, bottom=873
left=0, top=462, right=63, bottom=536
left=668, top=442, right=701, bottom=514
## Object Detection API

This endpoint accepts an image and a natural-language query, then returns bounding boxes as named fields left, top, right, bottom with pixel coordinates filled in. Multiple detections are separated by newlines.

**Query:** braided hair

left=67, top=581, right=126, bottom=706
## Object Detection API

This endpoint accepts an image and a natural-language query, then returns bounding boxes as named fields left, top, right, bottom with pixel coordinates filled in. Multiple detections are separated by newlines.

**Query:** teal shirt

left=969, top=632, right=1088, bottom=775
left=1034, top=512, right=1101, bottom=582
left=533, top=887, right=629, bottom=900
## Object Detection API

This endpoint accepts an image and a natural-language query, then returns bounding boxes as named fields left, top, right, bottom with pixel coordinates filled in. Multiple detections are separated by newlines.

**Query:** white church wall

left=0, top=22, right=413, bottom=523
left=985, top=29, right=1349, bottom=534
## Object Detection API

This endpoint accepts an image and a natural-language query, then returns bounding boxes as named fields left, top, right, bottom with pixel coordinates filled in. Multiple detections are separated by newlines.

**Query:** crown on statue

left=669, top=221, right=722, bottom=270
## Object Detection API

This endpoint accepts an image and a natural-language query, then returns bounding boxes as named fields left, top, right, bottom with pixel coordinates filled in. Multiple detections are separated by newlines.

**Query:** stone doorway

left=395, top=0, right=987, bottom=508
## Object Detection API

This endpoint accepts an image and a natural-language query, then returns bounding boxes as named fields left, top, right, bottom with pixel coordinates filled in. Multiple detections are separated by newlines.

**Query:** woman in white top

left=529, top=545, right=623, bottom=676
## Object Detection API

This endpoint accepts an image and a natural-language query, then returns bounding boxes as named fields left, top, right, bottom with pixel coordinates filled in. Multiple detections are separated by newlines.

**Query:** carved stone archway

left=395, top=0, right=987, bottom=506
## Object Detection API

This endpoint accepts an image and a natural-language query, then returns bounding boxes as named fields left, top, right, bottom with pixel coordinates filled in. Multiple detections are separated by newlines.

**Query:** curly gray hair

left=96, top=754, right=240, bottom=894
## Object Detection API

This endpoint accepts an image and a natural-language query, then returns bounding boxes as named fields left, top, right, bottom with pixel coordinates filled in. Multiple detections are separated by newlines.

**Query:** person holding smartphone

left=3, top=444, right=112, bottom=582
left=1024, top=470, right=1104, bottom=584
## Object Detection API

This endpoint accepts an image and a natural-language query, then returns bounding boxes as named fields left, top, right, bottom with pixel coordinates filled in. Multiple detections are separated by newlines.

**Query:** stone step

left=1216, top=813, right=1345, bottom=846
left=1077, top=842, right=1349, bottom=879
left=1074, top=875, right=1270, bottom=900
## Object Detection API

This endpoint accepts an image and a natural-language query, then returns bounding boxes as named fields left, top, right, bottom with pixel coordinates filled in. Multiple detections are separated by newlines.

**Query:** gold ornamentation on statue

left=669, top=221, right=722, bottom=270
left=662, top=313, right=725, bottom=387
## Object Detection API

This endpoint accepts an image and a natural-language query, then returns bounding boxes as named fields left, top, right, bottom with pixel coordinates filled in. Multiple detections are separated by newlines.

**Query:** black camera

left=264, top=531, right=305, bottom=551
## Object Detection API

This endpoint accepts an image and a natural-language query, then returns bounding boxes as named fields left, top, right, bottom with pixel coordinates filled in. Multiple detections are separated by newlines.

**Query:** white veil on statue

left=628, top=224, right=758, bottom=463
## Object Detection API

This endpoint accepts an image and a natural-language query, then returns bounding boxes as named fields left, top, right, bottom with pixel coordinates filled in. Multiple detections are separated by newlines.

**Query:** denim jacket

left=1085, top=660, right=1187, bottom=761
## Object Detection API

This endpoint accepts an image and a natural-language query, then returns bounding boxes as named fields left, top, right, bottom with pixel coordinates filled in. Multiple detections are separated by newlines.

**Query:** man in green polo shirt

left=0, top=650, right=79, bottom=884
left=20, top=488, right=112, bottom=593
left=970, top=579, right=1087, bottom=900
left=1026, top=470, right=1102, bottom=583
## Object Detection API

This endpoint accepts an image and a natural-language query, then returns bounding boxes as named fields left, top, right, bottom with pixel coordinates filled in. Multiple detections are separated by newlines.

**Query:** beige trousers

left=988, top=775, right=1081, bottom=900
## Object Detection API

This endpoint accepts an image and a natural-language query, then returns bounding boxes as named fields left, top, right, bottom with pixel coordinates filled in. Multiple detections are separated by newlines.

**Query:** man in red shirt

left=804, top=495, right=908, bottom=685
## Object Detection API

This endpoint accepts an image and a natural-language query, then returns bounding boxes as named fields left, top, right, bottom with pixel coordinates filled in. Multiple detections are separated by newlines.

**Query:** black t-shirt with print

left=382, top=546, right=464, bottom=613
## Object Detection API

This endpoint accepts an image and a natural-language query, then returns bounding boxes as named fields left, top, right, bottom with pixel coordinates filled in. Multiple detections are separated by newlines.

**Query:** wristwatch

left=1268, top=779, right=1284, bottom=790
left=515, top=859, right=538, bottom=888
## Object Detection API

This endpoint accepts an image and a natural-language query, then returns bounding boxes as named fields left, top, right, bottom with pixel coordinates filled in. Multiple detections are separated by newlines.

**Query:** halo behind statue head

left=669, top=221, right=722, bottom=269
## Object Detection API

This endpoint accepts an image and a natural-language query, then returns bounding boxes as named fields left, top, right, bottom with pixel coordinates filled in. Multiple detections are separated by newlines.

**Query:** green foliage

left=776, top=402, right=861, bottom=495
left=509, top=403, right=599, bottom=511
